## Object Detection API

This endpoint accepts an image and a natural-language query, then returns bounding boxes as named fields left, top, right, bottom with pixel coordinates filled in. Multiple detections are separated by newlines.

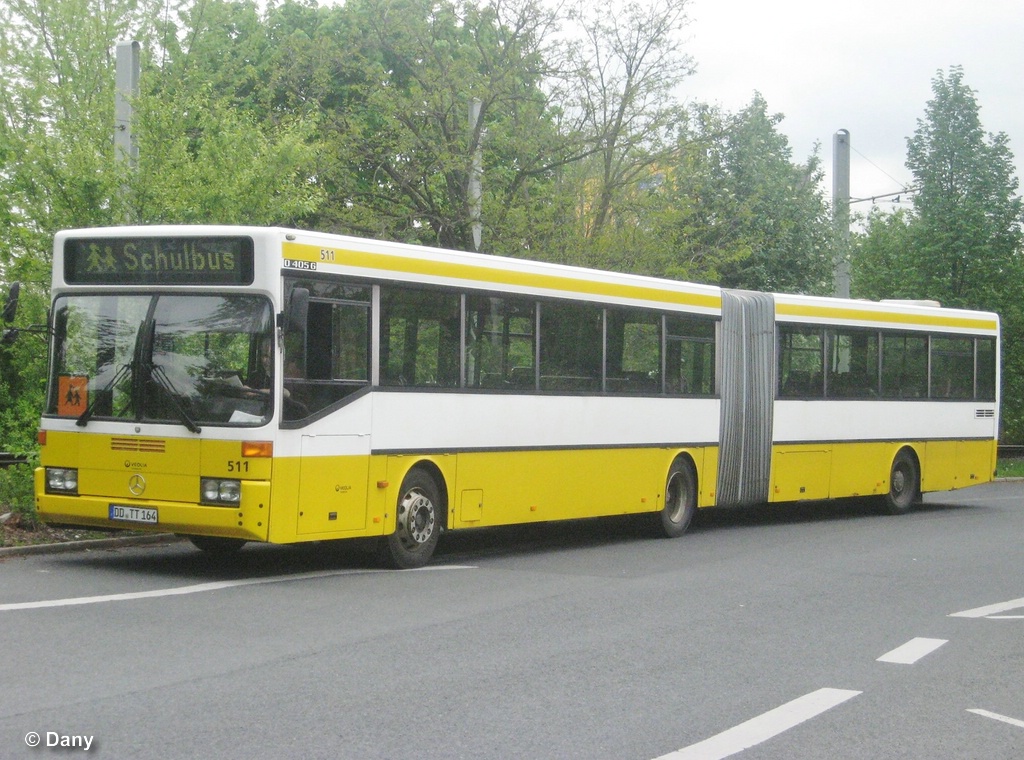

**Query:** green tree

left=902, top=66, right=1023, bottom=308
left=258, top=0, right=577, bottom=252
left=565, top=0, right=693, bottom=246
left=0, top=0, right=157, bottom=491
left=340, top=0, right=528, bottom=247
left=847, top=208, right=915, bottom=298
left=0, top=0, right=326, bottom=515
left=851, top=67, right=1024, bottom=439
left=126, top=85, right=322, bottom=225
left=651, top=95, right=833, bottom=293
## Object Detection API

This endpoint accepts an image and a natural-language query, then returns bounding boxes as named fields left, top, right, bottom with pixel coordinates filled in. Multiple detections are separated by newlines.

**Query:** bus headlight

left=45, top=467, right=79, bottom=495
left=200, top=478, right=242, bottom=506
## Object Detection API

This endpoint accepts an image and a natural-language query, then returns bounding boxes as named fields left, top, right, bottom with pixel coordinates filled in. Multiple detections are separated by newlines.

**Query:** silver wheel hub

left=398, top=489, right=435, bottom=546
left=666, top=474, right=685, bottom=523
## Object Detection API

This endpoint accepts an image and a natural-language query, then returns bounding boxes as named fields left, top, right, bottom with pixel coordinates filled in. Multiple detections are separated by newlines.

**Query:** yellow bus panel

left=922, top=440, right=958, bottom=492
left=438, top=446, right=707, bottom=529
left=828, top=442, right=901, bottom=498
left=770, top=447, right=832, bottom=502
left=958, top=439, right=997, bottom=486
left=766, top=439, right=997, bottom=505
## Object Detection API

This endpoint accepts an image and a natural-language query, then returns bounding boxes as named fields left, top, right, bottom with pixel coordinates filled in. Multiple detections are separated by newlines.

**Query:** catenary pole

left=832, top=129, right=851, bottom=297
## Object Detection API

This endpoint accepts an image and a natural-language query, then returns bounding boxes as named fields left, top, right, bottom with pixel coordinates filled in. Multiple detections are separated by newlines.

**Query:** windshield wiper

left=79, top=317, right=150, bottom=428
left=76, top=361, right=133, bottom=427
left=147, top=363, right=202, bottom=434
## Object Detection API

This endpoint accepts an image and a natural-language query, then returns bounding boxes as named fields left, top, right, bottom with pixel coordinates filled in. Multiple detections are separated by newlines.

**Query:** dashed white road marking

left=876, top=637, right=948, bottom=665
left=968, top=709, right=1024, bottom=729
left=0, top=565, right=475, bottom=612
left=653, top=688, right=861, bottom=760
left=950, top=596, right=1024, bottom=618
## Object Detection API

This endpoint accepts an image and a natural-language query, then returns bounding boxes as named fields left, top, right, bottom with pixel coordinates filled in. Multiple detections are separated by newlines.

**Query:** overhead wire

left=848, top=145, right=916, bottom=205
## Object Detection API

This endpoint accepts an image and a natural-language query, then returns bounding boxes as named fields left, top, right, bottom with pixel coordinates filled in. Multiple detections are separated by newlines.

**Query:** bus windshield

left=47, top=293, right=275, bottom=428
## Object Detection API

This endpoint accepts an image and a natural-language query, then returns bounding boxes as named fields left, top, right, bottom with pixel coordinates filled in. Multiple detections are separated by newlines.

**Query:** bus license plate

left=109, top=505, right=159, bottom=524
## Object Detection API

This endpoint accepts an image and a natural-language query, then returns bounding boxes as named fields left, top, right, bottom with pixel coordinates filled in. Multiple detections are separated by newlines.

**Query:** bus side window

left=976, top=337, right=997, bottom=401
left=881, top=333, right=927, bottom=398
left=930, top=336, right=973, bottom=399
left=826, top=329, right=879, bottom=398
left=380, top=286, right=460, bottom=388
left=465, top=296, right=535, bottom=389
left=778, top=326, right=823, bottom=398
left=283, top=294, right=371, bottom=421
left=665, top=316, right=715, bottom=396
left=605, top=308, right=660, bottom=394
left=538, top=301, right=602, bottom=392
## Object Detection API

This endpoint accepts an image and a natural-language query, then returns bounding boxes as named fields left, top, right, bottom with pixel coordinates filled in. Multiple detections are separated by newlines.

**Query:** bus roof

left=54, top=225, right=999, bottom=333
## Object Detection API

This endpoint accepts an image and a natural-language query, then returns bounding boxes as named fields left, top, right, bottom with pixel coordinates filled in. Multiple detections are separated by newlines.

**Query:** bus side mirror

left=2, top=282, right=20, bottom=324
left=287, top=287, right=309, bottom=333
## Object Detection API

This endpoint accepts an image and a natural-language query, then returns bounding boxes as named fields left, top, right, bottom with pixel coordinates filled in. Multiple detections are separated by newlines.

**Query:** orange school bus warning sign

left=58, top=376, right=88, bottom=416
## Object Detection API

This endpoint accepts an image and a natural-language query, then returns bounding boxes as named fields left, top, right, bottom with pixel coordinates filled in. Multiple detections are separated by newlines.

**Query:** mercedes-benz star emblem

left=128, top=474, right=146, bottom=496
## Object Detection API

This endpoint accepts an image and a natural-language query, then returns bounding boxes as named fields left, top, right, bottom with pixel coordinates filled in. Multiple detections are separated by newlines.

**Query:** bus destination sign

left=64, top=237, right=255, bottom=286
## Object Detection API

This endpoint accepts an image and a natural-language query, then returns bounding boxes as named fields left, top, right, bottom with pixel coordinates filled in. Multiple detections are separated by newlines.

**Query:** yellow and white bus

left=30, top=226, right=999, bottom=567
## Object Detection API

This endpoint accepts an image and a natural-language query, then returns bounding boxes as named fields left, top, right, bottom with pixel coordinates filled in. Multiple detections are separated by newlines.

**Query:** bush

left=0, top=461, right=38, bottom=526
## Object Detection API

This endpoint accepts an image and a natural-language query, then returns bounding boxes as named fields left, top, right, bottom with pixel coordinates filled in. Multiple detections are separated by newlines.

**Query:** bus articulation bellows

left=21, top=226, right=999, bottom=567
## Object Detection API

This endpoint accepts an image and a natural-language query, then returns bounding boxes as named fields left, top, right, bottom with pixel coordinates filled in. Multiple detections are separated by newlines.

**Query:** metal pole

left=114, top=41, right=140, bottom=168
left=832, top=129, right=851, bottom=298
left=469, top=98, right=483, bottom=251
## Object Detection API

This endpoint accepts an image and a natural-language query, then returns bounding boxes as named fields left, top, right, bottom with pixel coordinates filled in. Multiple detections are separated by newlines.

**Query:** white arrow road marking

left=950, top=596, right=1024, bottom=618
left=968, top=709, right=1024, bottom=729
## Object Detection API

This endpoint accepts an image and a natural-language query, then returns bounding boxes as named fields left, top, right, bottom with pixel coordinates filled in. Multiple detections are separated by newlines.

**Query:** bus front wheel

left=378, top=469, right=442, bottom=569
left=657, top=460, right=697, bottom=538
left=882, top=449, right=920, bottom=515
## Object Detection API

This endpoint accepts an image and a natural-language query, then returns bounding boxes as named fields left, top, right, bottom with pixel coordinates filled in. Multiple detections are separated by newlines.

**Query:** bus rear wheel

left=378, top=469, right=442, bottom=569
left=657, top=460, right=697, bottom=538
left=882, top=449, right=920, bottom=515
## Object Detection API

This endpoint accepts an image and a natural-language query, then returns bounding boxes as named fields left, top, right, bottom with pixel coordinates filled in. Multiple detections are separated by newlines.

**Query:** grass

left=997, top=458, right=1024, bottom=479
left=0, top=518, right=116, bottom=548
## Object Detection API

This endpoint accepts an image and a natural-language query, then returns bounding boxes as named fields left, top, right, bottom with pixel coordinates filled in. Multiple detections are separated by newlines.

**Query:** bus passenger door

left=296, top=434, right=370, bottom=534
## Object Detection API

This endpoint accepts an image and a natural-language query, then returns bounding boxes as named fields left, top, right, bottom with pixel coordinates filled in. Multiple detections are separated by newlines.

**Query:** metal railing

left=0, top=453, right=28, bottom=469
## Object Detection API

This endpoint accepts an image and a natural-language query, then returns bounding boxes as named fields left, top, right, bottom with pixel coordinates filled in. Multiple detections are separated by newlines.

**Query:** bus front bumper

left=34, top=469, right=271, bottom=542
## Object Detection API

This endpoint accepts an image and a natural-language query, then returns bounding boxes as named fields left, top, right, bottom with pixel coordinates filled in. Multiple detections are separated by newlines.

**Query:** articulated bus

left=31, top=226, right=999, bottom=567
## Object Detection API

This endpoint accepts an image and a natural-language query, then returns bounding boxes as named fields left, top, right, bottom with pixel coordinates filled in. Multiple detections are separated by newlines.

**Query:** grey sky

left=683, top=0, right=1024, bottom=213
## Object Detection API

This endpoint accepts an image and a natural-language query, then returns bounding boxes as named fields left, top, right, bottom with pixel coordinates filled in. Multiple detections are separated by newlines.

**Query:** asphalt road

left=1, top=482, right=1022, bottom=759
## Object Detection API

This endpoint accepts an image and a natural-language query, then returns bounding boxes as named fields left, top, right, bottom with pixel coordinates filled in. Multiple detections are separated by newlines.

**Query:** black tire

left=882, top=449, right=920, bottom=515
left=378, top=469, right=442, bottom=569
left=187, top=535, right=247, bottom=554
left=657, top=460, right=697, bottom=538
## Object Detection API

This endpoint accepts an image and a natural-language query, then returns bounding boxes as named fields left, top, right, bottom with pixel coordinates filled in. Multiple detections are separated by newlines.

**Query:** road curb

left=0, top=533, right=182, bottom=558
